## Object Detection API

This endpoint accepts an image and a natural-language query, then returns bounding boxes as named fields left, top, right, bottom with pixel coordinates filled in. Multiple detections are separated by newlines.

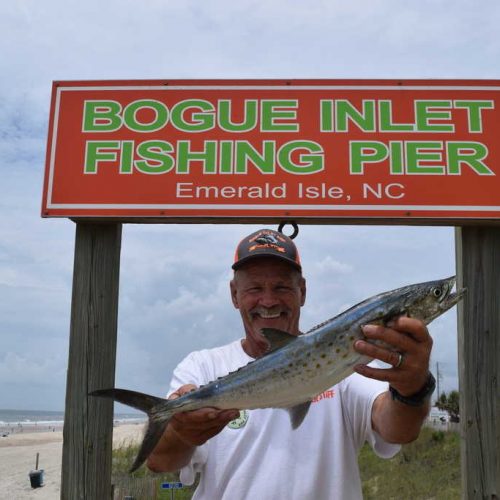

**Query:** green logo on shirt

left=227, top=410, right=249, bottom=429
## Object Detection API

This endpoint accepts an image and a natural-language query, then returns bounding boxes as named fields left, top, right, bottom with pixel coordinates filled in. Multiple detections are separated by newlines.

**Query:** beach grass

left=112, top=439, right=197, bottom=499
left=359, top=426, right=461, bottom=499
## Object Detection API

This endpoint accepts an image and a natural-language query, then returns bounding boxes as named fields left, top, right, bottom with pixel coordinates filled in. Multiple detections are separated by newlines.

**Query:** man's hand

left=147, top=384, right=239, bottom=472
left=353, top=316, right=432, bottom=396
left=352, top=316, right=433, bottom=444
left=168, top=384, right=240, bottom=446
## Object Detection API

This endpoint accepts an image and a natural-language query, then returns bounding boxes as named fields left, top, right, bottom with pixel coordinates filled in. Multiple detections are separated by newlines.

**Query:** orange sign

left=42, top=79, right=500, bottom=221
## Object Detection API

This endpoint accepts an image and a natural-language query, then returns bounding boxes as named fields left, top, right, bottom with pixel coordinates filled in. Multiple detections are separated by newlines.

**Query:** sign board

left=42, top=79, right=500, bottom=222
left=161, top=482, right=183, bottom=489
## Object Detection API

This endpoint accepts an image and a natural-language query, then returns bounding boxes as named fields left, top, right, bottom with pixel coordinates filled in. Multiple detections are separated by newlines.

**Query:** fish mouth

left=442, top=286, right=466, bottom=310
left=440, top=277, right=467, bottom=311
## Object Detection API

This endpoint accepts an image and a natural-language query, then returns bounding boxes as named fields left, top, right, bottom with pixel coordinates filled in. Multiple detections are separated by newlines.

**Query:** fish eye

left=431, top=287, right=443, bottom=298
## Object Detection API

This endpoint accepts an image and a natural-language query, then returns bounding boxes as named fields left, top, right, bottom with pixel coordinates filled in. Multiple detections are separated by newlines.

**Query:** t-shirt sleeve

left=340, top=368, right=401, bottom=459
left=168, top=351, right=208, bottom=395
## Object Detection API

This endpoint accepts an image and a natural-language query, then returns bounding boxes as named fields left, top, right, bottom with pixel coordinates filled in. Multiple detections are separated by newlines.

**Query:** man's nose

left=258, top=288, right=279, bottom=307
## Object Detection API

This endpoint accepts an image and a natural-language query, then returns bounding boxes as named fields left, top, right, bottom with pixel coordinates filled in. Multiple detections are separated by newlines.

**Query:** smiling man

left=230, top=229, right=305, bottom=358
left=147, top=229, right=435, bottom=499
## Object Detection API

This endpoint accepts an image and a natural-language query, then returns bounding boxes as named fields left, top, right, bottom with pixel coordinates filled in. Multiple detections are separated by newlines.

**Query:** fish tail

left=129, top=412, right=172, bottom=473
left=90, top=388, right=165, bottom=413
left=90, top=388, right=176, bottom=472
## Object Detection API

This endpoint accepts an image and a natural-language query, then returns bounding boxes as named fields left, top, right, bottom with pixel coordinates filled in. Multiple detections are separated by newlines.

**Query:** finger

left=354, top=339, right=405, bottom=367
left=361, top=324, right=415, bottom=352
left=172, top=407, right=222, bottom=423
left=170, top=415, right=231, bottom=434
left=353, top=363, right=397, bottom=383
left=173, top=407, right=239, bottom=425
left=169, top=384, right=198, bottom=399
left=387, top=316, right=431, bottom=343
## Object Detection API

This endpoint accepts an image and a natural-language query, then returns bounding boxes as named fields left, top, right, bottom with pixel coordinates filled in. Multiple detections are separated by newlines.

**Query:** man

left=147, top=229, right=435, bottom=499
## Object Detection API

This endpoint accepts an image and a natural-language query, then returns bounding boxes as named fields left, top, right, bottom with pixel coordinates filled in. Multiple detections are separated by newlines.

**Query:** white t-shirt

left=169, top=339, right=400, bottom=500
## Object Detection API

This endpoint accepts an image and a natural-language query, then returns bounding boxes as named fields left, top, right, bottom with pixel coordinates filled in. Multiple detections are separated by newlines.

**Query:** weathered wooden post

left=61, top=223, right=122, bottom=500
left=456, top=226, right=500, bottom=500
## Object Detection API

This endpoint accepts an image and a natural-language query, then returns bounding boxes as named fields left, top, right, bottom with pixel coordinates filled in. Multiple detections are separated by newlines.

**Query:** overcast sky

left=1, top=0, right=498, bottom=411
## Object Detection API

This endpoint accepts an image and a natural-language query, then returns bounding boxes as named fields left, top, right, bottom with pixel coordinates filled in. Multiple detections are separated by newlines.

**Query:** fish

left=91, top=275, right=465, bottom=472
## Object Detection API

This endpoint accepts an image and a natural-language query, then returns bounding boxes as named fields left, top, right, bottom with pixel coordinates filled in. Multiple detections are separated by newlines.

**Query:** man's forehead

left=233, top=258, right=302, bottom=282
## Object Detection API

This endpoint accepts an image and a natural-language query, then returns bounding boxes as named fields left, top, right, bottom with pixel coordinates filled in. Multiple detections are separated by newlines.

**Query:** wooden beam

left=61, top=223, right=122, bottom=500
left=455, top=226, right=500, bottom=499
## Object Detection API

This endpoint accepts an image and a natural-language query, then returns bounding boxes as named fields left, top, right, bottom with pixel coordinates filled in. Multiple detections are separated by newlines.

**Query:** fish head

left=401, top=276, right=466, bottom=324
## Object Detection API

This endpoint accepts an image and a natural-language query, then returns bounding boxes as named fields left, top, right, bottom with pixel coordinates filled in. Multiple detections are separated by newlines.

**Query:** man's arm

left=353, top=316, right=434, bottom=443
left=147, top=384, right=239, bottom=472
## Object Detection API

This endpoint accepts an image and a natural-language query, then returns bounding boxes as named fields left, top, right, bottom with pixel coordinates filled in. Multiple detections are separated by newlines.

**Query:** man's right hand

left=168, top=384, right=240, bottom=446
left=147, top=384, right=239, bottom=472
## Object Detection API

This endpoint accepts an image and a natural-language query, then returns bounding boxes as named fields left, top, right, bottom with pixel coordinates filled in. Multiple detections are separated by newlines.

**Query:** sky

left=1, top=0, right=498, bottom=411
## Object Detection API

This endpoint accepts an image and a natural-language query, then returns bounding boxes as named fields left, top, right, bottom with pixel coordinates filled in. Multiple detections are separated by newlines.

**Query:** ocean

left=0, top=409, right=146, bottom=427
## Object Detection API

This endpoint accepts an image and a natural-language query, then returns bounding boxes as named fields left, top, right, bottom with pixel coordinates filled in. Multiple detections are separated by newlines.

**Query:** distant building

left=428, top=406, right=450, bottom=424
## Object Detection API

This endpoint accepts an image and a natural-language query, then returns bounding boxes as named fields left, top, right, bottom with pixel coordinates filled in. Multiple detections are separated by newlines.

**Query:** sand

left=0, top=423, right=145, bottom=499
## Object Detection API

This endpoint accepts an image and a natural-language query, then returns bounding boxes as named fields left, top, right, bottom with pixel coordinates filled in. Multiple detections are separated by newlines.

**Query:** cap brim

left=232, top=254, right=302, bottom=271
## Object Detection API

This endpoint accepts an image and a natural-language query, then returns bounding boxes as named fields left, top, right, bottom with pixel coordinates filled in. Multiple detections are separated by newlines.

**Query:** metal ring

left=394, top=352, right=404, bottom=369
left=278, top=221, right=299, bottom=239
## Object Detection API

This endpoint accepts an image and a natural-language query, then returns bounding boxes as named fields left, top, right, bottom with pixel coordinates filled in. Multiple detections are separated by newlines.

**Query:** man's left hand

left=353, top=316, right=433, bottom=396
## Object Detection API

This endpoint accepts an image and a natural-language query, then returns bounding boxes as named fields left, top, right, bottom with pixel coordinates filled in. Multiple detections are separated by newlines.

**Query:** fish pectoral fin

left=260, top=328, right=298, bottom=354
left=286, top=401, right=312, bottom=429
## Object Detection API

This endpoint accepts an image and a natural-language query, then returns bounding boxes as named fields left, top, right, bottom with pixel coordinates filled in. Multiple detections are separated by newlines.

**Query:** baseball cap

left=232, top=229, right=302, bottom=271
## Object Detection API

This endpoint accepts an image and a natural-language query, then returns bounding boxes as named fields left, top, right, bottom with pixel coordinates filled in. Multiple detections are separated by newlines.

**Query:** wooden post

left=61, top=223, right=122, bottom=500
left=455, top=226, right=500, bottom=500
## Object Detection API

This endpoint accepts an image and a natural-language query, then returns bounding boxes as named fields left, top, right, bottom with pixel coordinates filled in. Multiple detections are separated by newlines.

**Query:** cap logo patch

left=249, top=231, right=287, bottom=254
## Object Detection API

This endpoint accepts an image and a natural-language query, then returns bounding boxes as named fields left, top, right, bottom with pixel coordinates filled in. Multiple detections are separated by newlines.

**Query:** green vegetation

left=359, top=427, right=461, bottom=499
left=112, top=427, right=460, bottom=499
left=112, top=439, right=197, bottom=499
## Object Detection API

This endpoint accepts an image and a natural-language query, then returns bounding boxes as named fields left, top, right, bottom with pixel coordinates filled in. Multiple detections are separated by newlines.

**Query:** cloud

left=3, top=0, right=499, bottom=410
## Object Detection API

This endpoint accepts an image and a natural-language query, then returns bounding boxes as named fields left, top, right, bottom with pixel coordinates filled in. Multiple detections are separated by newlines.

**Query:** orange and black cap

left=232, top=229, right=302, bottom=272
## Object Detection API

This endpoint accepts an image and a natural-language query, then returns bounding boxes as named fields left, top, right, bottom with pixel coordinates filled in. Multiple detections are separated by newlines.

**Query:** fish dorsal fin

left=261, top=328, right=298, bottom=354
left=286, top=401, right=312, bottom=429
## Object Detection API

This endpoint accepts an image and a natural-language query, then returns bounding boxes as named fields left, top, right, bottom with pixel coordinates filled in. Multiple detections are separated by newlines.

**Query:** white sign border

left=46, top=84, right=500, bottom=215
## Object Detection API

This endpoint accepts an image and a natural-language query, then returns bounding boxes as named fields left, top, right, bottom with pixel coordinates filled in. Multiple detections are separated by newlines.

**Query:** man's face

left=230, top=258, right=306, bottom=357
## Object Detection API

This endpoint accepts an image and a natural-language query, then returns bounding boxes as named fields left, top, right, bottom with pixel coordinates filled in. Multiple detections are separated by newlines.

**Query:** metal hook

left=278, top=221, right=299, bottom=240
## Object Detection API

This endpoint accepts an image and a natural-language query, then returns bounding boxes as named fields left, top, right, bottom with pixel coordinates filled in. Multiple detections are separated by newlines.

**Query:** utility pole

left=435, top=362, right=441, bottom=401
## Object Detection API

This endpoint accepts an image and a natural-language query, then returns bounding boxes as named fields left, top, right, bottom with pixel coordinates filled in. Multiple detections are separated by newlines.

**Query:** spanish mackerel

left=91, top=276, right=465, bottom=472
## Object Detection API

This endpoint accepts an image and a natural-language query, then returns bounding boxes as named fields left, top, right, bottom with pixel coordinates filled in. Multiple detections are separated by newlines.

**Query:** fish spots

left=342, top=353, right=348, bottom=359
left=336, top=348, right=341, bottom=353
left=303, top=363, right=308, bottom=367
left=316, top=363, right=321, bottom=369
left=320, top=353, right=327, bottom=359
left=328, top=342, right=334, bottom=347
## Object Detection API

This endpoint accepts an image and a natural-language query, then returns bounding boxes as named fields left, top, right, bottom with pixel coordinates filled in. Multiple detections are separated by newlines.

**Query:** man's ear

left=230, top=279, right=239, bottom=309
left=300, top=277, right=307, bottom=306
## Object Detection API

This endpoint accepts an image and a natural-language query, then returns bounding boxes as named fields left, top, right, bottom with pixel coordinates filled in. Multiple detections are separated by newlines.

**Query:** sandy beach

left=0, top=423, right=145, bottom=499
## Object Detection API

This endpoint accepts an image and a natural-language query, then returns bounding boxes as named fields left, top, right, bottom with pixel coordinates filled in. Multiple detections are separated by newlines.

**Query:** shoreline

left=0, top=418, right=146, bottom=437
left=0, top=422, right=146, bottom=498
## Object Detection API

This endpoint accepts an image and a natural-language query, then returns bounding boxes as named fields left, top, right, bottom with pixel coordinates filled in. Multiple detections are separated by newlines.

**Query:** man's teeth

left=258, top=311, right=281, bottom=318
